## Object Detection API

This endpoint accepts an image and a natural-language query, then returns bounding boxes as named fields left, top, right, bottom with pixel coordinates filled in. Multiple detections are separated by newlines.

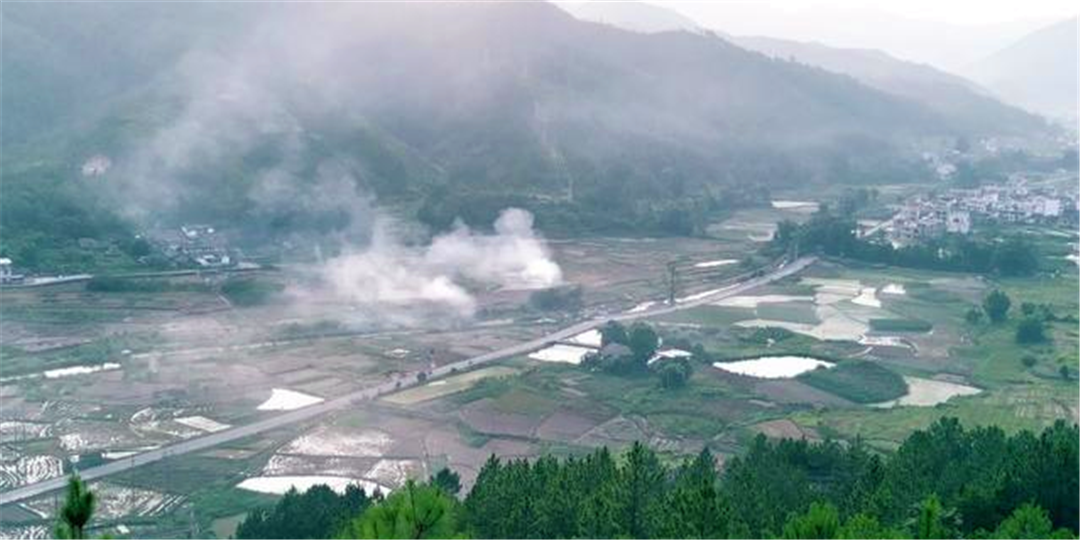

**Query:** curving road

left=0, top=256, right=815, bottom=506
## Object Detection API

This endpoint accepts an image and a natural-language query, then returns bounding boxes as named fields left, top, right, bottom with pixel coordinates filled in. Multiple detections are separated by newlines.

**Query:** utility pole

left=666, top=260, right=678, bottom=304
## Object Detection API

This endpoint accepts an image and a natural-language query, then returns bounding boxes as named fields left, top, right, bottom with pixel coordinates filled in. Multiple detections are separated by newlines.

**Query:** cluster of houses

left=151, top=225, right=236, bottom=268
left=887, top=179, right=1077, bottom=246
left=890, top=204, right=972, bottom=246
left=0, top=224, right=243, bottom=288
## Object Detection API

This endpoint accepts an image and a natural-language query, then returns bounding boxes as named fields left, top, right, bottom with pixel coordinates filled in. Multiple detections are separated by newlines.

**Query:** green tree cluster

left=67, top=418, right=1079, bottom=539
left=584, top=321, right=659, bottom=375
left=657, top=358, right=693, bottom=389
left=771, top=211, right=1039, bottom=277
left=339, top=480, right=459, bottom=539
left=528, top=286, right=584, bottom=312
left=236, top=484, right=374, bottom=538
left=586, top=321, right=696, bottom=389
left=344, top=419, right=1078, bottom=539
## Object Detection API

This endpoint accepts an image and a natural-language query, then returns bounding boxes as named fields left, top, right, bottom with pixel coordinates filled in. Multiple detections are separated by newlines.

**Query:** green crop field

left=798, top=360, right=908, bottom=403
left=869, top=318, right=933, bottom=332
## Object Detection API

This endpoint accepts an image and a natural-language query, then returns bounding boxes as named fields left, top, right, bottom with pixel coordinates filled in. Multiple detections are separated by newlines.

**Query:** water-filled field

left=713, top=356, right=834, bottom=379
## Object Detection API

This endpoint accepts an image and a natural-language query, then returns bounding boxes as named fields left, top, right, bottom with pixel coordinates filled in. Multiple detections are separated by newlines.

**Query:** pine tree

left=782, top=502, right=840, bottom=539
left=464, top=454, right=505, bottom=538
left=430, top=468, right=461, bottom=496
left=993, top=504, right=1055, bottom=539
left=838, top=513, right=899, bottom=539
left=55, top=473, right=96, bottom=540
left=621, top=442, right=665, bottom=538
left=341, top=480, right=458, bottom=539
left=578, top=448, right=622, bottom=538
left=983, top=289, right=1011, bottom=323
left=661, top=448, right=728, bottom=538
left=911, top=495, right=956, bottom=539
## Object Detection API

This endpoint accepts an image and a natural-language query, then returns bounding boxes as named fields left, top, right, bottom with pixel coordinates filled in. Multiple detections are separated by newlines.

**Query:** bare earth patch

left=750, top=419, right=821, bottom=441
left=281, top=426, right=393, bottom=457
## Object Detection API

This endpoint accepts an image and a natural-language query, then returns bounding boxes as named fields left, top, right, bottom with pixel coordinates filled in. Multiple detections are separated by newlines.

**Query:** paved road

left=0, top=256, right=815, bottom=506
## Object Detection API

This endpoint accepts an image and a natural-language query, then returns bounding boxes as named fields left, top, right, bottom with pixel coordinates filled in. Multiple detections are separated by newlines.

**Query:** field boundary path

left=0, top=256, right=815, bottom=506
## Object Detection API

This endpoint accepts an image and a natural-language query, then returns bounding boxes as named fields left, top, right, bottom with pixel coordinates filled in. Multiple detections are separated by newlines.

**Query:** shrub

left=983, top=289, right=1011, bottom=324
left=656, top=358, right=693, bottom=390
left=220, top=278, right=283, bottom=306
left=1016, top=316, right=1048, bottom=344
left=528, top=286, right=583, bottom=312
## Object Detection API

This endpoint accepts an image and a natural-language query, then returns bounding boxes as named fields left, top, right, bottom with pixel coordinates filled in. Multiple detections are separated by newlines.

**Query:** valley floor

left=1, top=207, right=1076, bottom=538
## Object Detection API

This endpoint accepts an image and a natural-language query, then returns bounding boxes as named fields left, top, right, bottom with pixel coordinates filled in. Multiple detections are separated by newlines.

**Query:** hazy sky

left=653, top=0, right=1078, bottom=26
left=644, top=0, right=1077, bottom=68
left=871, top=0, right=1075, bottom=25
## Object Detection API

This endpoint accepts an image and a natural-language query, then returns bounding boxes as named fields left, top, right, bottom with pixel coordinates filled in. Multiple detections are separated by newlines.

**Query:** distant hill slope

left=0, top=1, right=1055, bottom=254
left=556, top=1, right=1045, bottom=134
left=730, top=36, right=1044, bottom=134
left=964, top=18, right=1078, bottom=120
left=555, top=1, right=702, bottom=34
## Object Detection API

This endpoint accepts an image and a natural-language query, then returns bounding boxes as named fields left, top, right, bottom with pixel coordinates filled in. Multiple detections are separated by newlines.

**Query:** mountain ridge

left=964, top=17, right=1078, bottom=119
left=0, top=1, right=1056, bottom=257
left=554, top=0, right=1047, bottom=133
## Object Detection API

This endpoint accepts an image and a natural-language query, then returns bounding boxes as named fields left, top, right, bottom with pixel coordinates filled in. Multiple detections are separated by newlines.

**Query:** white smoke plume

left=424, top=209, right=562, bottom=290
left=91, top=4, right=567, bottom=325
left=316, top=208, right=562, bottom=319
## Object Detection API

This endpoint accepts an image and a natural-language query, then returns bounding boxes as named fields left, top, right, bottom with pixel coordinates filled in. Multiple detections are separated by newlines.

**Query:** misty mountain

left=729, top=36, right=1044, bottom=135
left=556, top=1, right=1044, bottom=135
left=964, top=18, right=1078, bottom=120
left=555, top=1, right=702, bottom=34
left=0, top=1, right=1054, bottom=253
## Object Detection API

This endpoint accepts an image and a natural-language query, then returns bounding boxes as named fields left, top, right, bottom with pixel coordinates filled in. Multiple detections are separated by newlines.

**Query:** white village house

left=0, top=257, right=25, bottom=284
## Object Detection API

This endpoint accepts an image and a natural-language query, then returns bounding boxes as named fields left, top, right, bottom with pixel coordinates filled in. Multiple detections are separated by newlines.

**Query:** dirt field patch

left=753, top=379, right=855, bottom=408
left=575, top=415, right=650, bottom=448
left=460, top=399, right=544, bottom=438
left=750, top=419, right=821, bottom=441
left=281, top=426, right=392, bottom=457
left=534, top=409, right=607, bottom=442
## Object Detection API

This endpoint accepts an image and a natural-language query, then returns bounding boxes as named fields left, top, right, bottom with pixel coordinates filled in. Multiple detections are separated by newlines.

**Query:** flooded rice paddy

left=713, top=356, right=834, bottom=379
left=693, top=259, right=738, bottom=268
left=872, top=377, right=982, bottom=408
left=528, top=344, right=594, bottom=364
left=257, top=388, right=324, bottom=411
left=237, top=476, right=384, bottom=496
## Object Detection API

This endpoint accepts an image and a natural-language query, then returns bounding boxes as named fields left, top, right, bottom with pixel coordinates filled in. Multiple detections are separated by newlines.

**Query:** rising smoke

left=101, top=4, right=565, bottom=323
left=317, top=208, right=562, bottom=319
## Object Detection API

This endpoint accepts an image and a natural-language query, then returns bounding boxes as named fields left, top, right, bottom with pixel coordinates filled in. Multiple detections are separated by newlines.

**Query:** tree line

left=219, top=418, right=1078, bottom=539
left=771, top=211, right=1039, bottom=277
left=50, top=419, right=1078, bottom=538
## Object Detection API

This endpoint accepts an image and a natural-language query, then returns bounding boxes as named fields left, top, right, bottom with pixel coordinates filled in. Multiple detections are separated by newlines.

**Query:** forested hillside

left=228, top=418, right=1078, bottom=539
left=731, top=35, right=1045, bottom=134
left=556, top=1, right=1047, bottom=136
left=0, top=2, right=1056, bottom=269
